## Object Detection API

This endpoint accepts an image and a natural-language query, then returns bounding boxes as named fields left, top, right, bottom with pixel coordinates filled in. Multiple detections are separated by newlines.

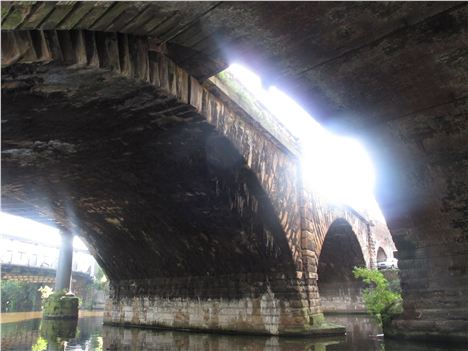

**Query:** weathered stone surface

left=2, top=7, right=467, bottom=339
left=105, top=274, right=338, bottom=335
left=1, top=30, right=376, bottom=335
left=365, top=98, right=468, bottom=342
left=316, top=219, right=367, bottom=313
left=2, top=2, right=464, bottom=114
left=43, top=293, right=79, bottom=320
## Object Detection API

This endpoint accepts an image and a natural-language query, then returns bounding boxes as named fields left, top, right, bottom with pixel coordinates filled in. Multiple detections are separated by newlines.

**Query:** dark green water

left=1, top=314, right=466, bottom=351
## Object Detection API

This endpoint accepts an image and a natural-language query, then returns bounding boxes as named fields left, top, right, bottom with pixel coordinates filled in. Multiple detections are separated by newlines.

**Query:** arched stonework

left=1, top=31, right=306, bottom=335
left=2, top=2, right=467, bottom=342
left=1, top=29, right=369, bottom=335
left=377, top=247, right=388, bottom=263
left=317, top=219, right=367, bottom=313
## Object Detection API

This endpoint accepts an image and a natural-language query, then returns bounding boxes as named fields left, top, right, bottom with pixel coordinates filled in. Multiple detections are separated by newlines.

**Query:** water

left=1, top=313, right=466, bottom=351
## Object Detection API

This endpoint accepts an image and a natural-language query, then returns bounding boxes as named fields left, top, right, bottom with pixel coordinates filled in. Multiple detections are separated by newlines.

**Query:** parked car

left=377, top=258, right=398, bottom=270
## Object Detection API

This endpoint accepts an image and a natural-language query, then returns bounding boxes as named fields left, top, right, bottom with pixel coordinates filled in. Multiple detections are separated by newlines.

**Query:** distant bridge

left=1, top=263, right=93, bottom=285
left=1, top=233, right=96, bottom=285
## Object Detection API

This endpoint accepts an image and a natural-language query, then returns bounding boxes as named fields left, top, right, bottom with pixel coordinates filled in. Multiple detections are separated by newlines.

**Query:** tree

left=1, top=281, right=42, bottom=312
left=353, top=267, right=402, bottom=326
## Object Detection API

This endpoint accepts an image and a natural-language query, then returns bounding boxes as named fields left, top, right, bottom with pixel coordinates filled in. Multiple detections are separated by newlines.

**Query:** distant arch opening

left=377, top=247, right=387, bottom=263
left=317, top=218, right=367, bottom=313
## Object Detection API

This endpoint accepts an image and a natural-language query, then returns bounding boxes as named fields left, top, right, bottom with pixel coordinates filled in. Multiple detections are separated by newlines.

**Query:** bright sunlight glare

left=0, top=212, right=88, bottom=250
left=226, top=64, right=384, bottom=221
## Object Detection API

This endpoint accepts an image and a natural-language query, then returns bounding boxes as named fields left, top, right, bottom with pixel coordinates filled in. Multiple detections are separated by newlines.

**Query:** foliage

left=32, top=336, right=48, bottom=351
left=41, top=289, right=61, bottom=309
left=89, top=335, right=104, bottom=351
left=38, top=285, right=54, bottom=300
left=1, top=281, right=42, bottom=312
left=93, top=264, right=108, bottom=291
left=2, top=264, right=109, bottom=313
left=353, top=267, right=402, bottom=326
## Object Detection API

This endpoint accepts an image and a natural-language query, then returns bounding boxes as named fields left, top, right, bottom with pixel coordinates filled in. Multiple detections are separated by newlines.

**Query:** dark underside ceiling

left=1, top=63, right=296, bottom=279
left=2, top=1, right=467, bottom=132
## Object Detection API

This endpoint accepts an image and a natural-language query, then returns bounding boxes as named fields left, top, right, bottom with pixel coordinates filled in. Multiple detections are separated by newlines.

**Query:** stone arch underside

left=1, top=63, right=306, bottom=335
left=1, top=2, right=468, bottom=342
left=1, top=30, right=333, bottom=335
left=2, top=63, right=296, bottom=280
left=317, top=219, right=367, bottom=313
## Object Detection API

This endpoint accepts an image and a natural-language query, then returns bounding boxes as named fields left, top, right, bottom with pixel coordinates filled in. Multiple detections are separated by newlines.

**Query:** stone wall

left=105, top=273, right=320, bottom=335
left=1, top=29, right=381, bottom=335
left=366, top=98, right=468, bottom=341
left=314, top=217, right=368, bottom=313
left=373, top=220, right=397, bottom=261
left=318, top=285, right=366, bottom=314
left=301, top=190, right=375, bottom=269
left=1, top=1, right=467, bottom=342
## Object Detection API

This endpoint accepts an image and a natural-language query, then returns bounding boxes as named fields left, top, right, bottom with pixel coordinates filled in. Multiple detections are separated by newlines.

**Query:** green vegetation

left=353, top=267, right=402, bottom=326
left=42, top=290, right=79, bottom=318
left=31, top=336, right=48, bottom=351
left=39, top=319, right=78, bottom=350
left=3, top=263, right=108, bottom=313
left=81, top=264, right=109, bottom=310
left=1, top=281, right=43, bottom=312
left=92, top=264, right=108, bottom=291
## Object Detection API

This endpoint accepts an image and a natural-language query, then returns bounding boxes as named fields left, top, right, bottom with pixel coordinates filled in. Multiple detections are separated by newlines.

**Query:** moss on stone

left=310, top=312, right=326, bottom=326
left=43, top=291, right=79, bottom=319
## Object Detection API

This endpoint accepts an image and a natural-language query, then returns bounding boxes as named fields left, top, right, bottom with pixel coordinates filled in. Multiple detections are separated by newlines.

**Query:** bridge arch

left=1, top=29, right=319, bottom=335
left=1, top=27, right=389, bottom=335
left=316, top=218, right=367, bottom=313
left=377, top=247, right=388, bottom=263
left=2, top=2, right=467, bottom=341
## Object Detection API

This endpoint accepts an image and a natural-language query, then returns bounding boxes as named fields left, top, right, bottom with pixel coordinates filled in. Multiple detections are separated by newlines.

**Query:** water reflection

left=103, top=327, right=344, bottom=351
left=326, top=314, right=383, bottom=350
left=1, top=314, right=467, bottom=351
left=2, top=317, right=102, bottom=351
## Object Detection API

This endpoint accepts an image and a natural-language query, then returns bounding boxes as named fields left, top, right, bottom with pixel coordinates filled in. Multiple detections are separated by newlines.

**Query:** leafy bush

left=353, top=267, right=402, bottom=326
left=1, top=281, right=42, bottom=312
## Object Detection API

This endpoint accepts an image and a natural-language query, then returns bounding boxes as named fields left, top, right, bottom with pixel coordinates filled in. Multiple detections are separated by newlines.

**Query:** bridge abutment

left=104, top=273, right=344, bottom=336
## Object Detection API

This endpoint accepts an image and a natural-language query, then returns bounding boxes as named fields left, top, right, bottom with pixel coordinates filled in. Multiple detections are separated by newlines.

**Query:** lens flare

left=223, top=64, right=384, bottom=221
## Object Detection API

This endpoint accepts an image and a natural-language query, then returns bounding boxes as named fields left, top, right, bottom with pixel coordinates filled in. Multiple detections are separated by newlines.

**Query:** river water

left=1, top=313, right=466, bottom=351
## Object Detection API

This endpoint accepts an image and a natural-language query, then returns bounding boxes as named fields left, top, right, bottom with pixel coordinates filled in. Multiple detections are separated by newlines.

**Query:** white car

left=377, top=258, right=398, bottom=270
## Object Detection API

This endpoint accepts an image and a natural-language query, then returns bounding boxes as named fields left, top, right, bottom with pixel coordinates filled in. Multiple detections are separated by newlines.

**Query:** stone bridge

left=1, top=2, right=467, bottom=342
left=1, top=263, right=93, bottom=285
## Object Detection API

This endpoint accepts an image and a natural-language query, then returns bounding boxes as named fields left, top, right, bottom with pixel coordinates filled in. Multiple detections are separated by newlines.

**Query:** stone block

left=43, top=293, right=79, bottom=320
